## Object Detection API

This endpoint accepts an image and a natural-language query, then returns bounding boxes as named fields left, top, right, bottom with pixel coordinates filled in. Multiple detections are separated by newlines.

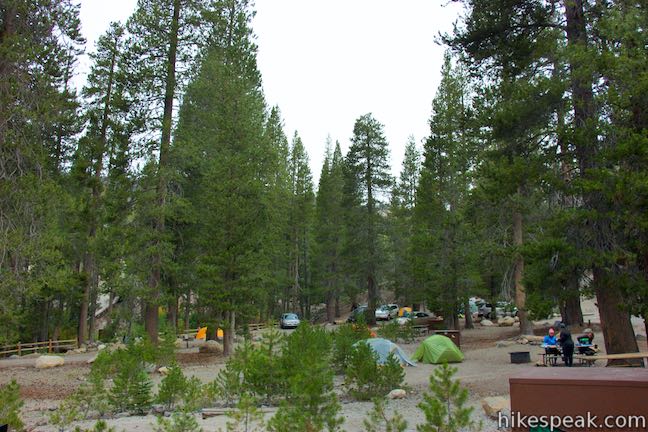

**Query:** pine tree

left=412, top=53, right=477, bottom=329
left=126, top=0, right=209, bottom=343
left=388, top=136, right=420, bottom=305
left=314, top=140, right=347, bottom=322
left=345, top=114, right=392, bottom=324
left=287, top=132, right=315, bottom=316
left=172, top=0, right=269, bottom=355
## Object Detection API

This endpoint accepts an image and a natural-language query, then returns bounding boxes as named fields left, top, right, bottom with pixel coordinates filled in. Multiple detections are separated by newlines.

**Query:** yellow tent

left=399, top=307, right=412, bottom=317
left=195, top=326, right=207, bottom=340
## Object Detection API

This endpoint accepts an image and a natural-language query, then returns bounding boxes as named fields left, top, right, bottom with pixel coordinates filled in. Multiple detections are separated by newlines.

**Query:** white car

left=280, top=313, right=300, bottom=329
left=375, top=304, right=399, bottom=320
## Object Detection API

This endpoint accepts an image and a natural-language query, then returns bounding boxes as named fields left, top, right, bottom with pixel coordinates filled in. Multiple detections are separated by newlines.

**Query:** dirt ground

left=2, top=316, right=646, bottom=432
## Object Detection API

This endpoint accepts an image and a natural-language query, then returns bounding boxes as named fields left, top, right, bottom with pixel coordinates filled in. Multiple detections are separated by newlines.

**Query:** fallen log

left=201, top=407, right=274, bottom=419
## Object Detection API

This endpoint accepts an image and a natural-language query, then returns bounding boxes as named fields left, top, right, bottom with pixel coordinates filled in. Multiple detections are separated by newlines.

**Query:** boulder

left=387, top=389, right=407, bottom=399
left=481, top=396, right=510, bottom=418
left=499, top=316, right=515, bottom=327
left=86, top=356, right=97, bottom=364
left=518, top=337, right=529, bottom=345
left=35, top=355, right=65, bottom=369
left=480, top=319, right=494, bottom=327
left=199, top=340, right=223, bottom=354
left=158, top=366, right=170, bottom=376
left=9, top=354, right=19, bottom=359
left=514, top=316, right=520, bottom=323
left=97, top=344, right=107, bottom=351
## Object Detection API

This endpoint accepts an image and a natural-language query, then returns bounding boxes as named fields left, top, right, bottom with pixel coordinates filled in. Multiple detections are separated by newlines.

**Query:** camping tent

left=412, top=335, right=464, bottom=364
left=354, top=338, right=416, bottom=366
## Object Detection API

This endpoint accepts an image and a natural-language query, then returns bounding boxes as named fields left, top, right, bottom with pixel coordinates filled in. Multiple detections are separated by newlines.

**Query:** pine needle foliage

left=417, top=363, right=480, bottom=432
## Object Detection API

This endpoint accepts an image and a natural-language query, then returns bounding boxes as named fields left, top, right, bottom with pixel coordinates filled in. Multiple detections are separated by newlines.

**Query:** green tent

left=412, top=335, right=464, bottom=364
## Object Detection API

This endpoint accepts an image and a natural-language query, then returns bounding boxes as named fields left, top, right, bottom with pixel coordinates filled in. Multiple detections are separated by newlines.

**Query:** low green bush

left=331, top=322, right=371, bottom=372
left=344, top=342, right=405, bottom=401
left=417, top=363, right=480, bottom=432
left=0, top=380, right=24, bottom=431
left=363, top=397, right=408, bottom=432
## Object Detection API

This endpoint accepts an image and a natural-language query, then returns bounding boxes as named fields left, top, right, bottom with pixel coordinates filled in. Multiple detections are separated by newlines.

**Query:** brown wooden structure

left=509, top=368, right=648, bottom=431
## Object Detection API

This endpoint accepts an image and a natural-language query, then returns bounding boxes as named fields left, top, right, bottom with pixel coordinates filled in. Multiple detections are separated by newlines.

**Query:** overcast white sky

left=78, top=0, right=463, bottom=184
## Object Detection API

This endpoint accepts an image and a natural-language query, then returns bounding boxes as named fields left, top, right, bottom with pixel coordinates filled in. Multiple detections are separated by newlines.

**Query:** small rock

left=151, top=404, right=165, bottom=415
left=97, top=344, right=107, bottom=351
left=388, top=389, right=407, bottom=399
left=87, top=356, right=97, bottom=364
left=199, top=340, right=223, bottom=354
left=9, top=354, right=19, bottom=359
left=35, top=355, right=65, bottom=369
left=514, top=316, right=520, bottom=323
left=499, top=316, right=515, bottom=327
left=481, top=319, right=494, bottom=327
left=481, top=396, right=510, bottom=418
left=518, top=338, right=529, bottom=345
left=158, top=366, right=170, bottom=376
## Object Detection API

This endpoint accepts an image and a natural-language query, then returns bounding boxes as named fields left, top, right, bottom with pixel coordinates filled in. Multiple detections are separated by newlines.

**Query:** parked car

left=396, top=310, right=439, bottom=327
left=375, top=303, right=399, bottom=320
left=347, top=305, right=368, bottom=323
left=280, top=313, right=300, bottom=329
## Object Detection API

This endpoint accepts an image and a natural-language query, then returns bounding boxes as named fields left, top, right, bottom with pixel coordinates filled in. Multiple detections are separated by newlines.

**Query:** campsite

left=3, top=0, right=648, bottom=430
left=1, top=298, right=647, bottom=431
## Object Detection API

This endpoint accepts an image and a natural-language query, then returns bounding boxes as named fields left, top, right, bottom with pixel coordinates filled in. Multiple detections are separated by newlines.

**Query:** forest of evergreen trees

left=1, top=0, right=646, bottom=358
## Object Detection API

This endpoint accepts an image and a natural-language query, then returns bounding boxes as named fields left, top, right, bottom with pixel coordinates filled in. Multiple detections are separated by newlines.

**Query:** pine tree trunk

left=223, top=310, right=235, bottom=356
left=594, top=269, right=640, bottom=365
left=326, top=286, right=335, bottom=323
left=146, top=0, right=181, bottom=345
left=563, top=0, right=638, bottom=357
left=167, top=296, right=178, bottom=330
left=78, top=259, right=88, bottom=345
left=561, top=292, right=583, bottom=327
left=464, top=299, right=474, bottom=329
left=335, top=295, right=341, bottom=318
left=513, top=209, right=533, bottom=334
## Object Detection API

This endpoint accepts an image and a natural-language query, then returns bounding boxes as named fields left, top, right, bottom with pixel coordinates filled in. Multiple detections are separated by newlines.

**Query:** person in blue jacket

left=543, top=327, right=560, bottom=356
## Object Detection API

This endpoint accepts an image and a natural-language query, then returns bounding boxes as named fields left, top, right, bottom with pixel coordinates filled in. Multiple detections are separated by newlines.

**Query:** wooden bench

left=579, top=352, right=648, bottom=367
left=538, top=352, right=560, bottom=366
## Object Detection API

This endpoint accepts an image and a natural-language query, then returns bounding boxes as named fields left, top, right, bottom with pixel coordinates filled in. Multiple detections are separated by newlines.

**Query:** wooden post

left=48, top=339, right=53, bottom=353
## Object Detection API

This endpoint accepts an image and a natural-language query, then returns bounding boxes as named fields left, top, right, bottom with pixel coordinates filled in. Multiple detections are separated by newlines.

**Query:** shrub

left=377, top=320, right=400, bottom=341
left=154, top=409, right=202, bottom=432
left=363, top=397, right=408, bottom=432
left=72, top=420, right=117, bottom=432
left=267, top=324, right=342, bottom=432
left=0, top=380, right=24, bottom=431
left=417, top=363, right=480, bottom=432
left=331, top=322, right=371, bottom=372
left=221, top=393, right=266, bottom=432
left=211, top=330, right=286, bottom=406
left=344, top=342, right=405, bottom=401
left=110, top=365, right=152, bottom=414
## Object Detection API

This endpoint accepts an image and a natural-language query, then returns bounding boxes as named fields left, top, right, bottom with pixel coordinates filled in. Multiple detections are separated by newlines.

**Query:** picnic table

left=539, top=342, right=594, bottom=366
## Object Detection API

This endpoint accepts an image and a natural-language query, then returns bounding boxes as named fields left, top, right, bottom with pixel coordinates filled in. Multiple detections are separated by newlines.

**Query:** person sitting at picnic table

left=543, top=327, right=560, bottom=355
left=577, top=328, right=598, bottom=356
left=558, top=323, right=575, bottom=367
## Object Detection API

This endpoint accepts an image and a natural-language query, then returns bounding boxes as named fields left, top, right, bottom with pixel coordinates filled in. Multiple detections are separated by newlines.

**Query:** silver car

left=280, top=313, right=300, bottom=329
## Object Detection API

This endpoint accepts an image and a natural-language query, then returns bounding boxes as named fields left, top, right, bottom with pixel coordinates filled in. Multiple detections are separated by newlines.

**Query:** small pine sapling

left=0, top=380, right=25, bottom=431
left=154, top=409, right=202, bottom=432
left=129, top=370, right=153, bottom=415
left=417, top=363, right=480, bottom=432
left=363, top=397, right=408, bottom=432
left=157, top=364, right=188, bottom=410
left=222, top=393, right=266, bottom=432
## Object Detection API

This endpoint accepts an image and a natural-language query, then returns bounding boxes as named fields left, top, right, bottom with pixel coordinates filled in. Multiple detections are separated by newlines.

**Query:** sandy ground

left=2, top=313, right=647, bottom=432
